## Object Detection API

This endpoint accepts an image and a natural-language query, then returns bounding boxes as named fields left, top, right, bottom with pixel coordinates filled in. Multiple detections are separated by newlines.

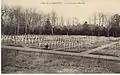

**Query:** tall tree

left=43, top=18, right=52, bottom=34
left=110, top=14, right=120, bottom=36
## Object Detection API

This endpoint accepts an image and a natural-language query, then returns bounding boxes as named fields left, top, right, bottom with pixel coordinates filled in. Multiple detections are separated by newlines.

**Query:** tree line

left=1, top=5, right=120, bottom=37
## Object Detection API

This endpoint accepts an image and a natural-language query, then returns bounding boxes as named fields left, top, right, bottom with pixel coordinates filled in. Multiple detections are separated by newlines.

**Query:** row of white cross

left=1, top=35, right=119, bottom=50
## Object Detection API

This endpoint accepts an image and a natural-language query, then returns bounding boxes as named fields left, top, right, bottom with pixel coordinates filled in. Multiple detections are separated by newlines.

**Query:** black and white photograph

left=1, top=0, right=120, bottom=73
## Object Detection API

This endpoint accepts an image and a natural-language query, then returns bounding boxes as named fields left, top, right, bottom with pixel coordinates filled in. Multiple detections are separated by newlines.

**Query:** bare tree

left=1, top=5, right=10, bottom=34
left=12, top=7, right=22, bottom=35
left=50, top=10, right=58, bottom=34
left=93, top=13, right=97, bottom=25
left=60, top=16, right=64, bottom=26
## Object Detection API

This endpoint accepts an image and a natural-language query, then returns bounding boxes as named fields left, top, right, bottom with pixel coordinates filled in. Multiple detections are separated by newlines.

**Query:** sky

left=1, top=0, right=120, bottom=24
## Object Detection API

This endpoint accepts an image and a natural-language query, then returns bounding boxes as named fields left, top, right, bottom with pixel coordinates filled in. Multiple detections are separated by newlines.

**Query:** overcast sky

left=2, top=0, right=120, bottom=24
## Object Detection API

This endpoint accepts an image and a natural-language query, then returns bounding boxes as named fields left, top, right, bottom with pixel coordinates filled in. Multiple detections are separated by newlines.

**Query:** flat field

left=1, top=35, right=120, bottom=73
left=2, top=48, right=120, bottom=73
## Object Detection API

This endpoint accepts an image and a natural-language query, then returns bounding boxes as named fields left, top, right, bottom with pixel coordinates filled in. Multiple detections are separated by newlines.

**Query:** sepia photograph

left=1, top=0, right=120, bottom=73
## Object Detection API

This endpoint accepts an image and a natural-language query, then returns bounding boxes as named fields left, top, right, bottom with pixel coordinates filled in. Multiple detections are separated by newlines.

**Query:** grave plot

left=90, top=42, right=120, bottom=57
left=45, top=36, right=119, bottom=53
left=2, top=36, right=120, bottom=73
left=56, top=39, right=114, bottom=53
left=2, top=35, right=119, bottom=52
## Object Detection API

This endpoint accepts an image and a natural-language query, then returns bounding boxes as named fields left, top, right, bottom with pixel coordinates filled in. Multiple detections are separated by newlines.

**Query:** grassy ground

left=2, top=48, right=120, bottom=73
left=91, top=42, right=120, bottom=57
left=2, top=35, right=120, bottom=73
